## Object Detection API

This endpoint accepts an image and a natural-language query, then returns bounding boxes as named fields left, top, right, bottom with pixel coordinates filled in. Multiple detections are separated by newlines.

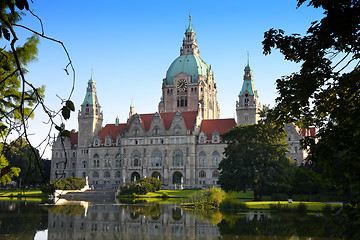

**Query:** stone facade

left=50, top=17, right=308, bottom=189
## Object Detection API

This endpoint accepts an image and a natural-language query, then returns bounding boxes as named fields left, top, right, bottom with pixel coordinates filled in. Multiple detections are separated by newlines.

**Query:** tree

left=4, top=138, right=50, bottom=186
left=0, top=1, right=75, bottom=185
left=262, top=0, right=360, bottom=238
left=219, top=123, right=296, bottom=200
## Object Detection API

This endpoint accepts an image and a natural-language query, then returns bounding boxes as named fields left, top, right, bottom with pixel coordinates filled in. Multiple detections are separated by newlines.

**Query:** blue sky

left=17, top=0, right=324, bottom=158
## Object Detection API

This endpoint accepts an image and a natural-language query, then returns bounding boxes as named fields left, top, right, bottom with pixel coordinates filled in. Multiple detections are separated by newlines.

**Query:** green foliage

left=186, top=187, right=226, bottom=207
left=3, top=138, right=50, bottom=186
left=47, top=204, right=85, bottom=216
left=292, top=168, right=325, bottom=198
left=0, top=144, right=20, bottom=185
left=263, top=0, right=360, bottom=204
left=42, top=177, right=85, bottom=193
left=219, top=123, right=296, bottom=200
left=120, top=177, right=161, bottom=196
left=219, top=192, right=248, bottom=210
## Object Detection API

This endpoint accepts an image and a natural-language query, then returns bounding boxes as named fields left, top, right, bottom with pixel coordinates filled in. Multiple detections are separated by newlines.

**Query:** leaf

left=61, top=106, right=70, bottom=120
left=15, top=0, right=28, bottom=10
left=66, top=100, right=75, bottom=111
left=55, top=125, right=62, bottom=131
left=2, top=28, right=10, bottom=41
left=61, top=130, right=71, bottom=138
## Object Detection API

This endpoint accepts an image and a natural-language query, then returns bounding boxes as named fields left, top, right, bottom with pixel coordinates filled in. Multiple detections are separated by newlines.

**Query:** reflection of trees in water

left=47, top=204, right=85, bottom=216
left=172, top=207, right=182, bottom=221
left=127, top=203, right=161, bottom=220
left=217, top=211, right=339, bottom=238
left=0, top=201, right=48, bottom=239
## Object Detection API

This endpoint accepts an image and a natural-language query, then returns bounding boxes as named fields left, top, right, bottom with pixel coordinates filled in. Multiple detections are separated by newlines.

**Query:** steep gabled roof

left=199, top=118, right=237, bottom=140
left=98, top=123, right=127, bottom=141
left=127, top=111, right=198, bottom=132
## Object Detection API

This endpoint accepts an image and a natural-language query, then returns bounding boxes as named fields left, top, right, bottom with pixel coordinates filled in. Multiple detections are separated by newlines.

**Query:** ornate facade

left=50, top=16, right=306, bottom=189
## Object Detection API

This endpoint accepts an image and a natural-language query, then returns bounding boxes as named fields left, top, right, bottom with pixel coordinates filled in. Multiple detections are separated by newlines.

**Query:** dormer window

left=199, top=132, right=206, bottom=143
left=212, top=132, right=220, bottom=143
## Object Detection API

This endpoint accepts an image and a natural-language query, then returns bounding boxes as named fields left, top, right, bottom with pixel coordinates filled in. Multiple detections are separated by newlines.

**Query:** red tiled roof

left=199, top=118, right=237, bottom=139
left=301, top=126, right=316, bottom=137
left=70, top=131, right=78, bottom=149
left=98, top=123, right=127, bottom=141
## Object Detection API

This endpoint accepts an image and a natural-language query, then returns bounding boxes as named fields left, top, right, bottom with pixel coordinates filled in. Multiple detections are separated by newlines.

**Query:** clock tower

left=158, top=15, right=219, bottom=120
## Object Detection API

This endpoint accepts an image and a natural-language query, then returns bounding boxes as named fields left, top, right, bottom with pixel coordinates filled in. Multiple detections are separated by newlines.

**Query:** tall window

left=212, top=151, right=220, bottom=166
left=173, top=150, right=184, bottom=166
left=132, top=150, right=141, bottom=166
left=151, top=150, right=162, bottom=167
left=199, top=152, right=206, bottom=166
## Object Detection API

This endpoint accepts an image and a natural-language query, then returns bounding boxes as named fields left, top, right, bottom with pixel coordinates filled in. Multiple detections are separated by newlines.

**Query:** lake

left=0, top=200, right=340, bottom=239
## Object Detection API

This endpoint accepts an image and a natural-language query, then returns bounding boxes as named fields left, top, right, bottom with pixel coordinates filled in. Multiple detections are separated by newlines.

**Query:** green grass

left=0, top=190, right=47, bottom=198
left=245, top=201, right=342, bottom=212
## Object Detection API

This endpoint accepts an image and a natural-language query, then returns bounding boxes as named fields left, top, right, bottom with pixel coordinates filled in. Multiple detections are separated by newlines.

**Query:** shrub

left=41, top=177, right=86, bottom=193
left=187, top=187, right=226, bottom=207
left=119, top=177, right=161, bottom=196
left=322, top=204, right=333, bottom=216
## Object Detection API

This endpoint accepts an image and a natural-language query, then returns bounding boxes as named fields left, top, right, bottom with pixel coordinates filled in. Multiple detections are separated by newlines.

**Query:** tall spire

left=82, top=73, right=99, bottom=105
left=240, top=61, right=256, bottom=96
left=181, top=15, right=199, bottom=55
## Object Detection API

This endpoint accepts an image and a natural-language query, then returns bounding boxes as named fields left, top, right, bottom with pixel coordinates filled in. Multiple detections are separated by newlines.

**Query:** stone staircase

left=59, top=189, right=118, bottom=203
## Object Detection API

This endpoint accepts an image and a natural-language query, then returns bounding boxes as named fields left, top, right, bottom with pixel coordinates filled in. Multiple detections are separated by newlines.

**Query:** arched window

left=212, top=170, right=219, bottom=178
left=212, top=151, right=221, bottom=166
left=115, top=171, right=121, bottom=178
left=93, top=171, right=99, bottom=178
left=173, top=150, right=184, bottom=166
left=151, top=150, right=162, bottom=167
left=132, top=150, right=141, bottom=167
left=82, top=161, right=87, bottom=168
left=199, top=170, right=206, bottom=178
left=104, top=171, right=110, bottom=178
left=72, top=152, right=76, bottom=158
left=199, top=152, right=206, bottom=166
left=94, top=154, right=100, bottom=158
left=72, top=162, right=76, bottom=169
left=82, top=172, right=86, bottom=178
left=55, top=152, right=58, bottom=158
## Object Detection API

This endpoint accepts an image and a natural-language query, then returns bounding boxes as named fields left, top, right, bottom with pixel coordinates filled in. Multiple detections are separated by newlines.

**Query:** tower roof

left=166, top=54, right=208, bottom=85
left=82, top=76, right=99, bottom=106
left=239, top=64, right=256, bottom=96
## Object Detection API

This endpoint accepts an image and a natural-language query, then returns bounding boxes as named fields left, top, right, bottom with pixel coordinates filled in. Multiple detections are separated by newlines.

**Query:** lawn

left=244, top=201, right=342, bottom=211
left=0, top=190, right=47, bottom=198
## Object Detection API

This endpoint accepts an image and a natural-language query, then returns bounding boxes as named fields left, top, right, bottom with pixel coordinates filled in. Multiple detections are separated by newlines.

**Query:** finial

left=247, top=51, right=250, bottom=66
left=91, top=68, right=93, bottom=78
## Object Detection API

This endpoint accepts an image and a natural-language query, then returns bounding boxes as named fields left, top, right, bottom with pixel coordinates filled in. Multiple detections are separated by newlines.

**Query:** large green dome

left=166, top=54, right=209, bottom=85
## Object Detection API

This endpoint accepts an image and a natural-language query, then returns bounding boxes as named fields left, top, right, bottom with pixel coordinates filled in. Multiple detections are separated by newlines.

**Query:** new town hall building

left=50, top=17, right=307, bottom=189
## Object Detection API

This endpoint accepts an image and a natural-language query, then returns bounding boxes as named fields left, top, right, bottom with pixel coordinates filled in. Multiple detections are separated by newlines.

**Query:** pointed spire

left=239, top=57, right=256, bottom=96
left=82, top=73, right=99, bottom=105
left=115, top=116, right=119, bottom=126
left=186, top=14, right=194, bottom=33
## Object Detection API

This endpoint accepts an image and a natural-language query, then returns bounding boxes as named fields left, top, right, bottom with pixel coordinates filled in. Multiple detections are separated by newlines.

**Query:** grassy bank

left=0, top=190, right=48, bottom=198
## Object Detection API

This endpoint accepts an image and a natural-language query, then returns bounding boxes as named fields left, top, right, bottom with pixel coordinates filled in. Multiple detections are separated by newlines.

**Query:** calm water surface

left=0, top=200, right=340, bottom=240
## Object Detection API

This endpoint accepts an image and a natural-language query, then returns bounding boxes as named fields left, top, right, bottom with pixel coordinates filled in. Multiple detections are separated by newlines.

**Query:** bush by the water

left=120, top=177, right=161, bottom=195
left=42, top=177, right=86, bottom=193
left=186, top=187, right=226, bottom=207
left=219, top=192, right=248, bottom=210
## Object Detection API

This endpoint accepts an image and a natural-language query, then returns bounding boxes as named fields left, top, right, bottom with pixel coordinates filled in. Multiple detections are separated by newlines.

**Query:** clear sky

left=16, top=0, right=324, bottom=158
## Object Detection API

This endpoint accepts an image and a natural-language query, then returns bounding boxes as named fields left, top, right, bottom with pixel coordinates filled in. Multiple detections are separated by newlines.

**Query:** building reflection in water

left=48, top=203, right=220, bottom=239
